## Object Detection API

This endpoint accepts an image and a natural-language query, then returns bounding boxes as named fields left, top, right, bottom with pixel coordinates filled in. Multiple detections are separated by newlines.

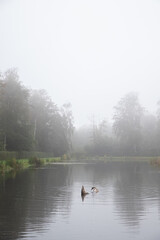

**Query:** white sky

left=0, top=0, right=160, bottom=127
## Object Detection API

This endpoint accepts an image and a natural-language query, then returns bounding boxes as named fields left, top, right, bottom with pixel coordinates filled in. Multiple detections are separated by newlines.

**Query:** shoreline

left=0, top=157, right=61, bottom=174
left=0, top=156, right=159, bottom=175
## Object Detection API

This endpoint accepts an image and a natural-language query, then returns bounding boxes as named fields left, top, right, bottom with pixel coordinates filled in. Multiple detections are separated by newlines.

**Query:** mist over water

left=0, top=1, right=160, bottom=239
left=0, top=162, right=160, bottom=240
left=0, top=0, right=160, bottom=127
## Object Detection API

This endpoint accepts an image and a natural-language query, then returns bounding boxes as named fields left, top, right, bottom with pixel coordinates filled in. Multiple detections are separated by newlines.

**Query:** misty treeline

left=1, top=69, right=160, bottom=158
left=73, top=92, right=160, bottom=157
left=0, top=69, right=74, bottom=156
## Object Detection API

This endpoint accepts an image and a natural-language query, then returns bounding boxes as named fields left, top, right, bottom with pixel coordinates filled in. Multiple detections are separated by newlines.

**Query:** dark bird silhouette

left=81, top=185, right=89, bottom=201
left=81, top=185, right=89, bottom=195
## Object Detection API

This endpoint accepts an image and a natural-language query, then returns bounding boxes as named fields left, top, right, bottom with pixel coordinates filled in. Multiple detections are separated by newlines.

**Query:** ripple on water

left=1, top=162, right=160, bottom=240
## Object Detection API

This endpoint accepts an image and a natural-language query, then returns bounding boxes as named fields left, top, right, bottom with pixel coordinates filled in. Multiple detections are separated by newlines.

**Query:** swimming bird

left=81, top=185, right=89, bottom=196
left=91, top=187, right=99, bottom=193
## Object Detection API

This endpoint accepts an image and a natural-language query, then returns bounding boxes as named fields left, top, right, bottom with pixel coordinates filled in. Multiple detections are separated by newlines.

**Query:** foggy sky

left=0, top=0, right=160, bottom=127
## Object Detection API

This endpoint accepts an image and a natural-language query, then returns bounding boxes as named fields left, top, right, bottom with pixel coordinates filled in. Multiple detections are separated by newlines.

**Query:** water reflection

left=112, top=162, right=160, bottom=228
left=0, top=162, right=160, bottom=240
left=0, top=165, right=73, bottom=239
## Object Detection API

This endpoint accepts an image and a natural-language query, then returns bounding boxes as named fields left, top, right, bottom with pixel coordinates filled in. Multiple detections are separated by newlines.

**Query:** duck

left=81, top=185, right=89, bottom=196
left=91, top=187, right=99, bottom=193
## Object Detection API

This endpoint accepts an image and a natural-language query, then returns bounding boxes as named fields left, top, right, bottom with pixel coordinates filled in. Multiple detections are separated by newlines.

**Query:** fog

left=0, top=0, right=160, bottom=127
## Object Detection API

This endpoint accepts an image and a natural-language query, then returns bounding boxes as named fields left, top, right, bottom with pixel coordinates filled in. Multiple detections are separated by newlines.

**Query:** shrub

left=6, top=158, right=17, bottom=168
left=6, top=158, right=23, bottom=170
left=150, top=157, right=160, bottom=166
left=29, top=156, right=45, bottom=167
left=0, top=161, right=6, bottom=173
left=61, top=154, right=71, bottom=160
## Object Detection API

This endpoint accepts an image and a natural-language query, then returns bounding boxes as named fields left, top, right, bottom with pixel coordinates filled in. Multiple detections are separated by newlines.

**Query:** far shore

left=0, top=155, right=160, bottom=176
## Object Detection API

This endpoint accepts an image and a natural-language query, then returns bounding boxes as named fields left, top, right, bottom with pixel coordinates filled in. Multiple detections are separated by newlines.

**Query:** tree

left=141, top=113, right=158, bottom=156
left=0, top=69, right=32, bottom=151
left=60, top=103, right=74, bottom=153
left=113, top=92, right=144, bottom=155
left=29, top=91, right=74, bottom=155
left=156, top=100, right=160, bottom=154
left=84, top=119, right=113, bottom=156
left=29, top=89, right=58, bottom=152
left=0, top=69, right=74, bottom=155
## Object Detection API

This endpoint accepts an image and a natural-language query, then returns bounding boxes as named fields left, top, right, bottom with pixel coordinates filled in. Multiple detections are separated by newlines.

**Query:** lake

left=0, top=161, right=160, bottom=240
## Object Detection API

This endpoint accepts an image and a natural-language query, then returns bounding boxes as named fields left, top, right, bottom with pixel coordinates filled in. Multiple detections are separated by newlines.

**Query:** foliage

left=83, top=120, right=113, bottom=156
left=1, top=69, right=160, bottom=158
left=113, top=92, right=144, bottom=155
left=73, top=92, right=160, bottom=157
left=0, top=69, right=74, bottom=156
left=29, top=156, right=45, bottom=167
left=0, top=161, right=5, bottom=173
left=6, top=158, right=24, bottom=170
left=29, top=90, right=74, bottom=155
left=0, top=69, right=33, bottom=151
left=150, top=157, right=160, bottom=167
left=0, top=156, right=62, bottom=175
left=60, top=103, right=74, bottom=152
left=140, top=113, right=158, bottom=156
left=61, top=153, right=71, bottom=160
left=0, top=158, right=25, bottom=173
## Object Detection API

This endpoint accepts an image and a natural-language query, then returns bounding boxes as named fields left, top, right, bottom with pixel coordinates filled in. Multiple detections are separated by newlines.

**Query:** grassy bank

left=0, top=156, right=61, bottom=174
left=0, top=155, right=159, bottom=175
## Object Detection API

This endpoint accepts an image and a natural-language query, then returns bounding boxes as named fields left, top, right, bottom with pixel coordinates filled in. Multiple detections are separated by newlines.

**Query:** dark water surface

left=0, top=161, right=160, bottom=240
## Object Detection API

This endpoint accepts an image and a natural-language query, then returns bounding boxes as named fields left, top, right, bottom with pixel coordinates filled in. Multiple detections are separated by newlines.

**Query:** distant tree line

left=73, top=92, right=160, bottom=157
left=1, top=69, right=160, bottom=157
left=0, top=69, right=74, bottom=156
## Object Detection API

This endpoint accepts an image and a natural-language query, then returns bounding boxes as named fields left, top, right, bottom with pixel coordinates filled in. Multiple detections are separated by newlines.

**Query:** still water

left=0, top=161, right=160, bottom=240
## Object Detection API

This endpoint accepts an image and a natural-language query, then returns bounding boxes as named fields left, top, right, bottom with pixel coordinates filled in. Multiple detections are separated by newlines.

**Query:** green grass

left=0, top=156, right=62, bottom=174
left=0, top=155, right=157, bottom=175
